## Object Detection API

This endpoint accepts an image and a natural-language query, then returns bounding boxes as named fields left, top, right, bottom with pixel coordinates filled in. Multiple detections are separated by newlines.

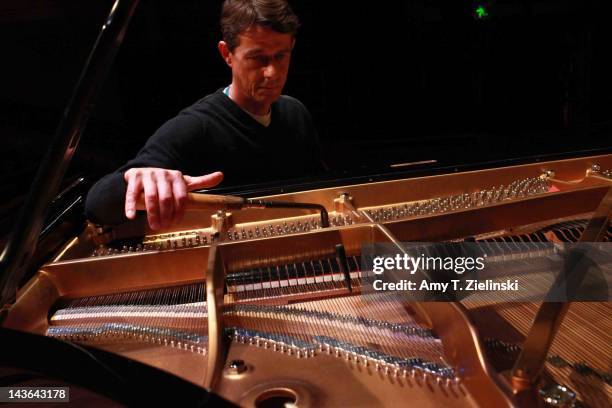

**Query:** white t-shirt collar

left=224, top=85, right=272, bottom=127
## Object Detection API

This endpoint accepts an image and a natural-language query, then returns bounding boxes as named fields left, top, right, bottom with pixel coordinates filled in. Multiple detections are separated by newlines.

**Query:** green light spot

left=475, top=5, right=488, bottom=19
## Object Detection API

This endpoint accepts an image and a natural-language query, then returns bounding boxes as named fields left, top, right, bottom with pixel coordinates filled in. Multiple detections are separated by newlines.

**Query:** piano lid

left=0, top=0, right=141, bottom=304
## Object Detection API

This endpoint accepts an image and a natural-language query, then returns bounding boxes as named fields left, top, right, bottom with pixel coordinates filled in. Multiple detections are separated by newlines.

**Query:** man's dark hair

left=221, top=0, right=300, bottom=51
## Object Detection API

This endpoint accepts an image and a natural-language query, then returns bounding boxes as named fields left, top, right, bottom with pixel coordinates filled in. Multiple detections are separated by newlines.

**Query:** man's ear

left=218, top=41, right=232, bottom=66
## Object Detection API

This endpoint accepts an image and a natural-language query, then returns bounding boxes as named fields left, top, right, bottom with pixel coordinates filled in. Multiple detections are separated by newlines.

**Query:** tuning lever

left=136, top=192, right=245, bottom=211
left=136, top=193, right=330, bottom=228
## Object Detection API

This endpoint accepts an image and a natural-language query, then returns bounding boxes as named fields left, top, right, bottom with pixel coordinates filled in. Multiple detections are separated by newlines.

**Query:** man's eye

left=275, top=54, right=288, bottom=61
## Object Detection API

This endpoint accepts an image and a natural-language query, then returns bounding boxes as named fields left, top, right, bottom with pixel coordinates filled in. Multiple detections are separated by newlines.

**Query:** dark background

left=1, top=0, right=611, bottom=231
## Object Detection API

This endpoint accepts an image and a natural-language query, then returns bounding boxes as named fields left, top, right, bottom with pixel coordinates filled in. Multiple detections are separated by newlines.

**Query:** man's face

left=220, top=25, right=294, bottom=114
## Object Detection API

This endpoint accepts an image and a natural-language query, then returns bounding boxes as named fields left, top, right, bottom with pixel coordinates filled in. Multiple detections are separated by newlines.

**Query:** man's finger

left=124, top=172, right=143, bottom=220
left=156, top=174, right=175, bottom=229
left=184, top=171, right=224, bottom=191
left=172, top=177, right=188, bottom=224
left=143, top=172, right=160, bottom=230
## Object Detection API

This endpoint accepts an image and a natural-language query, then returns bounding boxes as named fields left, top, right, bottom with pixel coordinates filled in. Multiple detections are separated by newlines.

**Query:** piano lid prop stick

left=136, top=192, right=330, bottom=227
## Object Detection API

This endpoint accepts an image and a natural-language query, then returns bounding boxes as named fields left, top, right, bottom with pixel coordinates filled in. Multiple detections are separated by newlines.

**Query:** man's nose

left=263, top=62, right=278, bottom=78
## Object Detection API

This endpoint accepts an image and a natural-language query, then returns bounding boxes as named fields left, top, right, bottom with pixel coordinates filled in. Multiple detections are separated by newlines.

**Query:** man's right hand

left=123, top=168, right=224, bottom=230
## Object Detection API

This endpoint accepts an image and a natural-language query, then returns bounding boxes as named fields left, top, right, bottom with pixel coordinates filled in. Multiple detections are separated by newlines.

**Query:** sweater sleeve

left=85, top=114, right=203, bottom=225
left=84, top=171, right=130, bottom=225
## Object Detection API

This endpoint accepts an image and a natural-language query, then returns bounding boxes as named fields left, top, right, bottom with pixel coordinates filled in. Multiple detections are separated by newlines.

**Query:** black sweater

left=85, top=89, right=321, bottom=225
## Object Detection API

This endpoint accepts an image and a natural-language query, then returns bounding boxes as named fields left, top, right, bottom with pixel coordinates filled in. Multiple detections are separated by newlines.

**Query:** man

left=85, top=0, right=322, bottom=229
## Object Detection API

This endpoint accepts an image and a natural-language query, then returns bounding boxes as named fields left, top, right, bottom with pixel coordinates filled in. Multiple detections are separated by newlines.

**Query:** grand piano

left=1, top=1, right=610, bottom=407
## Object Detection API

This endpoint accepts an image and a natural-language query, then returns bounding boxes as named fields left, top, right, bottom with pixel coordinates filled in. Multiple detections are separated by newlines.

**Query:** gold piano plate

left=3, top=154, right=612, bottom=407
